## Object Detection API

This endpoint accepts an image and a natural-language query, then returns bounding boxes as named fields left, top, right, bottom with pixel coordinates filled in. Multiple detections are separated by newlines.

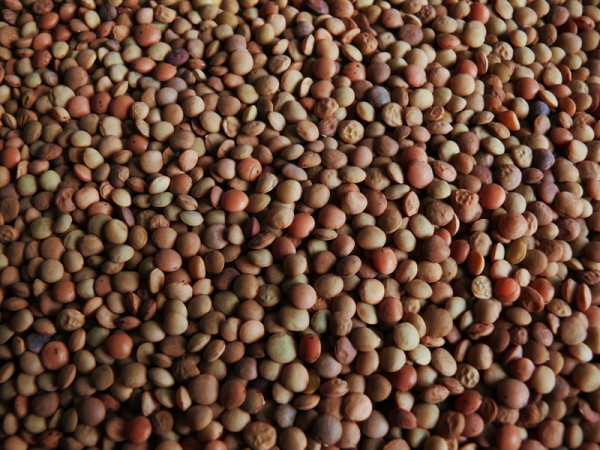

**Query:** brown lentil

left=0, top=0, right=598, bottom=448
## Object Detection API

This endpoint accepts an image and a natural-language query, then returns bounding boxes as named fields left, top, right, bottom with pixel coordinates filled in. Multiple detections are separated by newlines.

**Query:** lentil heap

left=1, top=0, right=600, bottom=449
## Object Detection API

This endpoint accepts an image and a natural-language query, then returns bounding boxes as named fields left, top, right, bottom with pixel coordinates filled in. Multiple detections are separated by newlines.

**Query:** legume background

left=0, top=0, right=599, bottom=449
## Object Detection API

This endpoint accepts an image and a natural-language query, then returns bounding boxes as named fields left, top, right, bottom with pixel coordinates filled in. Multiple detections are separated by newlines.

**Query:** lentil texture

left=0, top=0, right=599, bottom=449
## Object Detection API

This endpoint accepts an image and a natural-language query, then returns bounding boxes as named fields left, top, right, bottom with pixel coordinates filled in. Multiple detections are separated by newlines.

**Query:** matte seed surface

left=0, top=0, right=599, bottom=449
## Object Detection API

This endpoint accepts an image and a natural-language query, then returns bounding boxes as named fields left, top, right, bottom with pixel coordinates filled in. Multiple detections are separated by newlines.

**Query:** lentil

left=0, top=0, right=598, bottom=448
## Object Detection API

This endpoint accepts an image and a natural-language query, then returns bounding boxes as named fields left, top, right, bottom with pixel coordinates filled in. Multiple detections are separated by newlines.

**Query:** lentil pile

left=1, top=0, right=600, bottom=449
